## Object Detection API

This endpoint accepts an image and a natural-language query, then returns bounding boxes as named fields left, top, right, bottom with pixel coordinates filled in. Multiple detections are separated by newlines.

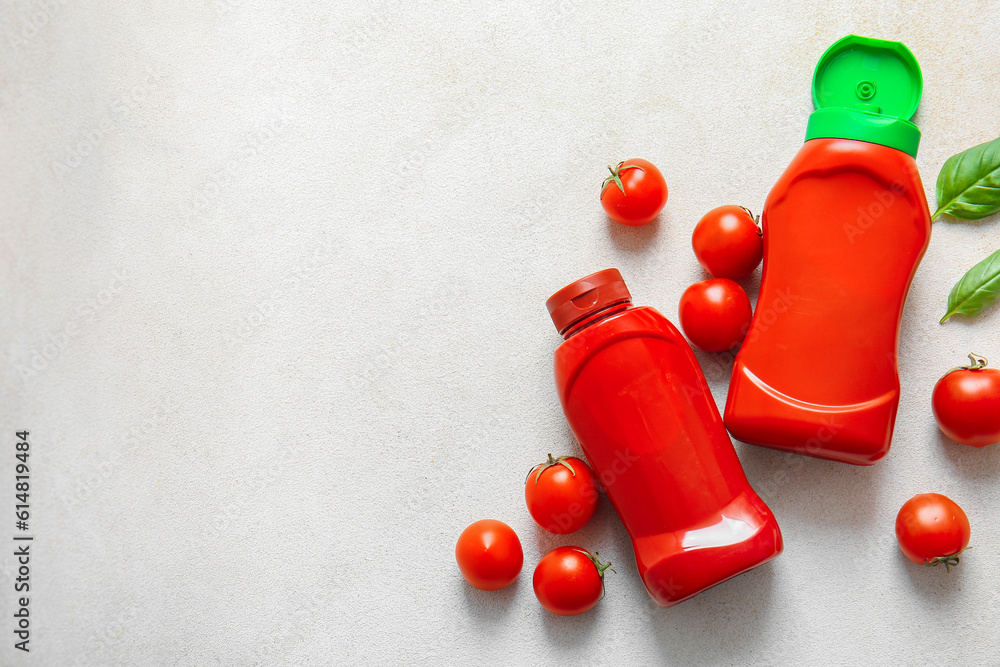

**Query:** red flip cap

left=546, top=268, right=632, bottom=335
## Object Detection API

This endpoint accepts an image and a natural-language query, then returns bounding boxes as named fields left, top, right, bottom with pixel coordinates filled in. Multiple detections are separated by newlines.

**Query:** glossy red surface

left=725, top=138, right=931, bottom=465
left=678, top=278, right=753, bottom=353
left=932, top=367, right=1000, bottom=447
left=552, top=302, right=782, bottom=607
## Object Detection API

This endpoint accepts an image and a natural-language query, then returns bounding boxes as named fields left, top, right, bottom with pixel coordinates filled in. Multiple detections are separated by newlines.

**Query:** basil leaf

left=933, top=137, right=1000, bottom=221
left=941, top=248, right=1000, bottom=322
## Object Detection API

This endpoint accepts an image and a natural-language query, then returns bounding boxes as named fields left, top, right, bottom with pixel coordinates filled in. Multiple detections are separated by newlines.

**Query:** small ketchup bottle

left=724, top=35, right=932, bottom=465
left=547, top=269, right=782, bottom=607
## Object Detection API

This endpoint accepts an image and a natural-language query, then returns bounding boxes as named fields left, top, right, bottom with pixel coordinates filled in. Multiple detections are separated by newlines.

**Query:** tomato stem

left=571, top=549, right=615, bottom=600
left=592, top=552, right=615, bottom=578
left=739, top=205, right=763, bottom=237
left=965, top=353, right=988, bottom=370
left=601, top=161, right=644, bottom=197
left=528, top=453, right=579, bottom=484
left=948, top=353, right=989, bottom=374
left=924, top=546, right=971, bottom=573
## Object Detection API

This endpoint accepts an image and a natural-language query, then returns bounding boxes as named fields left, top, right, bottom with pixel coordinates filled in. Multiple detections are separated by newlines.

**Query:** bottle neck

left=562, top=300, right=632, bottom=340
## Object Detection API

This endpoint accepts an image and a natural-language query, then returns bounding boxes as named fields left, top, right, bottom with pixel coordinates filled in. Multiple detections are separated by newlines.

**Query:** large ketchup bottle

left=547, top=269, right=782, bottom=607
left=725, top=35, right=932, bottom=466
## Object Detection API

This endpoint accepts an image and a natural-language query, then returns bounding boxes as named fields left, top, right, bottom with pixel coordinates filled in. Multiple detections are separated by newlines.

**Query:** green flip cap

left=805, top=35, right=923, bottom=157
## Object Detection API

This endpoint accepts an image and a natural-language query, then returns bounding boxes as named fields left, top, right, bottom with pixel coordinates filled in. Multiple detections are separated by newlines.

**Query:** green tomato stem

left=924, top=546, right=971, bottom=573
left=946, top=353, right=989, bottom=374
left=601, top=162, right=644, bottom=197
left=529, top=453, right=579, bottom=484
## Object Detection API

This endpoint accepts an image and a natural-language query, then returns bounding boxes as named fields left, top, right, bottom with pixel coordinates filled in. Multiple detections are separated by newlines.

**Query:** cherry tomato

left=932, top=354, right=1000, bottom=448
left=678, top=278, right=752, bottom=353
left=455, top=519, right=523, bottom=590
left=691, top=205, right=763, bottom=279
left=525, top=454, right=600, bottom=534
left=532, top=546, right=613, bottom=616
left=895, top=493, right=971, bottom=571
left=600, top=158, right=668, bottom=226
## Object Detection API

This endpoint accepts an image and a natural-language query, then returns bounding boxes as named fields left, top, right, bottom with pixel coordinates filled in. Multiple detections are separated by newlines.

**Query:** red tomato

left=932, top=354, right=1000, bottom=447
left=525, top=454, right=600, bottom=534
left=691, top=205, right=763, bottom=279
left=895, top=493, right=971, bottom=571
left=455, top=519, right=523, bottom=590
left=532, top=547, right=613, bottom=616
left=678, top=278, right=752, bottom=353
left=600, top=159, right=668, bottom=226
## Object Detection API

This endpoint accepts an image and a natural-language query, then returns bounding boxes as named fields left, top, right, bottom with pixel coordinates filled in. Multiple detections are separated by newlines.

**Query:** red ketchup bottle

left=725, top=35, right=932, bottom=466
left=547, top=269, right=782, bottom=607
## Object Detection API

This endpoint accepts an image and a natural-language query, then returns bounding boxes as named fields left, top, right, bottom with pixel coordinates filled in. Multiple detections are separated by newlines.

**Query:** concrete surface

left=2, top=1, right=1000, bottom=665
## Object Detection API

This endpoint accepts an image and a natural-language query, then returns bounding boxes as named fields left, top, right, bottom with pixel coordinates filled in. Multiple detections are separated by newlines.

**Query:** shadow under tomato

left=606, top=214, right=661, bottom=253
left=897, top=546, right=969, bottom=605
left=935, top=429, right=1000, bottom=479
left=527, top=491, right=620, bottom=554
left=690, top=345, right=738, bottom=386
left=538, top=589, right=603, bottom=645
left=459, top=576, right=519, bottom=626
left=531, top=494, right=628, bottom=645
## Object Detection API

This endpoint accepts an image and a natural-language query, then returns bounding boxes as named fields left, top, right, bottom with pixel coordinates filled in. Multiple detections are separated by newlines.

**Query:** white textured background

left=2, top=1, right=1000, bottom=665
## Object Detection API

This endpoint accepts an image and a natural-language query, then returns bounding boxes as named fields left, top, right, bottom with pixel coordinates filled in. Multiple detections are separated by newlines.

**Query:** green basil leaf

left=933, top=136, right=1000, bottom=222
left=941, top=248, right=1000, bottom=322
